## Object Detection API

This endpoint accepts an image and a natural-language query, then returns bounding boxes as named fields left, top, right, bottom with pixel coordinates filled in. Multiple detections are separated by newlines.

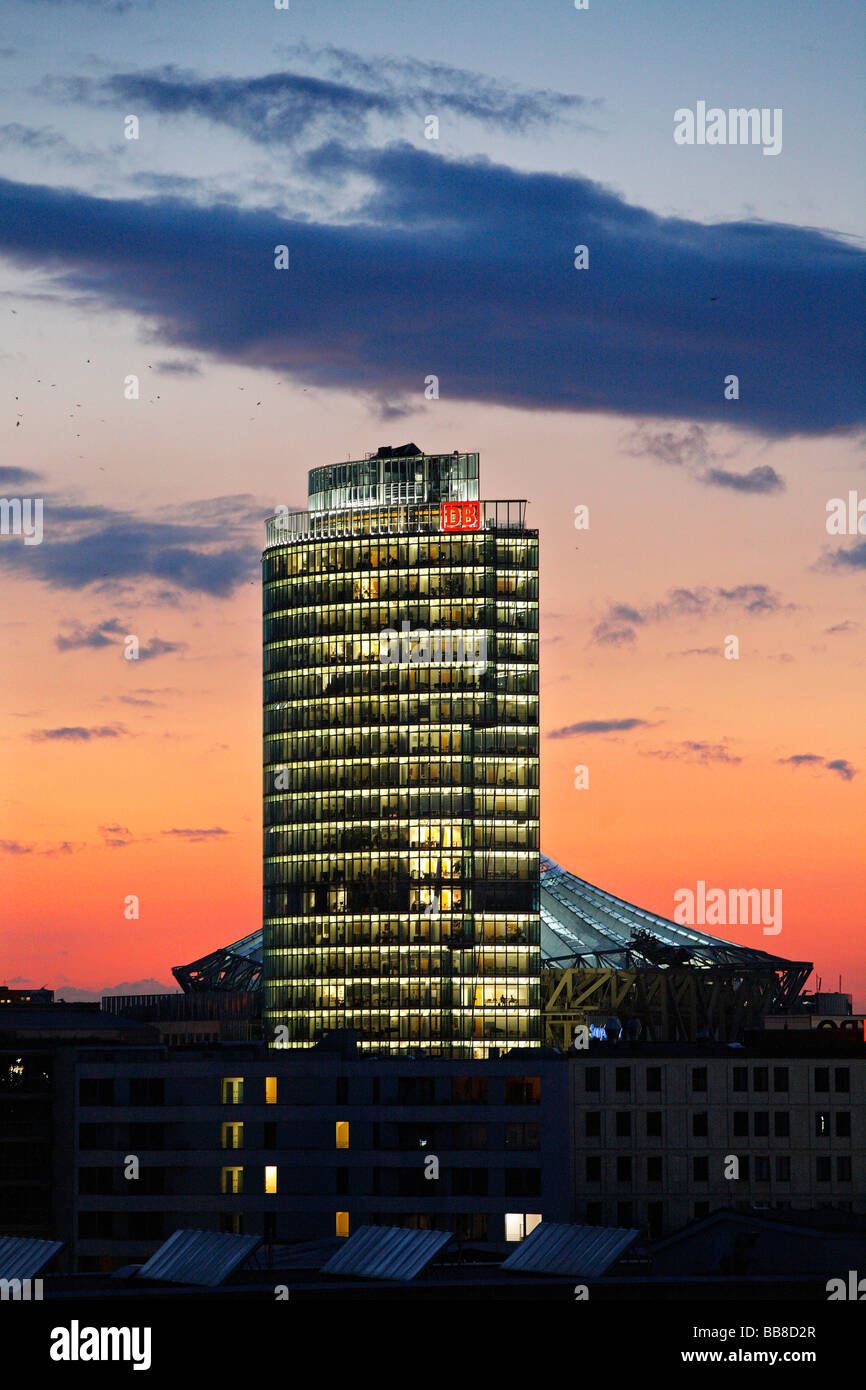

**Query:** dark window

left=128, top=1212, right=163, bottom=1240
left=616, top=1201, right=634, bottom=1226
left=336, top=1077, right=348, bottom=1105
left=263, top=1122, right=277, bottom=1148
left=78, top=1167, right=113, bottom=1195
left=816, top=1157, right=831, bottom=1182
left=585, top=1202, right=603, bottom=1225
left=647, top=1201, right=664, bottom=1239
left=835, top=1068, right=850, bottom=1093
left=78, top=1211, right=113, bottom=1238
left=775, top=1157, right=791, bottom=1182
left=814, top=1067, right=830, bottom=1092
left=615, top=1112, right=631, bottom=1138
left=647, top=1156, right=663, bottom=1183
left=736, top=1156, right=750, bottom=1180
left=263, top=1213, right=277, bottom=1241
left=455, top=1213, right=487, bottom=1241
left=733, top=1112, right=748, bottom=1137
left=220, top=1213, right=243, bottom=1234
left=835, top=1112, right=851, bottom=1138
left=646, top=1112, right=662, bottom=1138
left=837, top=1157, right=852, bottom=1182
left=773, top=1112, right=790, bottom=1138
left=585, top=1112, right=602, bottom=1138
left=79, top=1078, right=114, bottom=1106
left=336, top=1167, right=349, bottom=1195
left=128, top=1123, right=165, bottom=1150
left=692, top=1067, right=707, bottom=1093
left=616, top=1156, right=632, bottom=1183
left=752, top=1067, right=768, bottom=1092
left=773, top=1067, right=789, bottom=1092
left=504, top=1168, right=541, bottom=1197
left=585, top=1067, right=601, bottom=1093
left=504, top=1122, right=540, bottom=1150
left=694, top=1201, right=710, bottom=1219
left=129, top=1078, right=164, bottom=1106
left=732, top=1067, right=748, bottom=1091
left=815, top=1112, right=830, bottom=1137
left=398, top=1077, right=435, bottom=1105
left=753, top=1112, right=769, bottom=1137
left=452, top=1077, right=487, bottom=1104
left=504, top=1076, right=541, bottom=1105
left=78, top=1123, right=106, bottom=1150
left=692, top=1113, right=708, bottom=1138
left=452, top=1168, right=488, bottom=1197
left=693, top=1157, right=709, bottom=1182
left=754, top=1156, right=770, bottom=1182
left=585, top=1156, right=601, bottom=1182
left=615, top=1067, right=631, bottom=1092
left=646, top=1067, right=662, bottom=1093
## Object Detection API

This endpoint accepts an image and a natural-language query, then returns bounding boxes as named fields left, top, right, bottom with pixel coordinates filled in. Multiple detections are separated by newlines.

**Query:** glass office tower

left=262, top=445, right=540, bottom=1055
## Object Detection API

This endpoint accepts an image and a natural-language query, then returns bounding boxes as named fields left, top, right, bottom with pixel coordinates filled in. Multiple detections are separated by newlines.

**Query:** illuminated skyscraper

left=262, top=445, right=539, bottom=1055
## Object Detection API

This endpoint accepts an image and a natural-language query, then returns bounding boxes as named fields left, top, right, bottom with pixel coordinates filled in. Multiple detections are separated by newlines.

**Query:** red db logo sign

left=440, top=501, right=481, bottom=531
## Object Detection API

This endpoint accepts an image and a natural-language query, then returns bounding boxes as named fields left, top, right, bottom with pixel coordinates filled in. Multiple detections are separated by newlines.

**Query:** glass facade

left=263, top=449, right=540, bottom=1055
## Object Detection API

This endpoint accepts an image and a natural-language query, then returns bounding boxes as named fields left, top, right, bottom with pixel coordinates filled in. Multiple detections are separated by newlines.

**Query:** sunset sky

left=0, top=0, right=863, bottom=1005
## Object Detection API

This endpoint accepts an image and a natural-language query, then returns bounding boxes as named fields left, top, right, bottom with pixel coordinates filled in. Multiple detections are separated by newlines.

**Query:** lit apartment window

left=221, top=1166, right=243, bottom=1195
left=221, top=1122, right=243, bottom=1150
left=222, top=1078, right=244, bottom=1105
left=335, top=1121, right=349, bottom=1150
left=265, top=1077, right=277, bottom=1104
left=505, top=1213, right=542, bottom=1242
left=336, top=1211, right=349, bottom=1238
left=264, top=1165, right=278, bottom=1194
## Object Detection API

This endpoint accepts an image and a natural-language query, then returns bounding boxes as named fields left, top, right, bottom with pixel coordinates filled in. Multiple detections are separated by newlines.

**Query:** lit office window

left=265, top=1165, right=278, bottom=1194
left=265, top=1076, right=278, bottom=1104
left=336, top=1211, right=349, bottom=1238
left=221, top=1122, right=244, bottom=1150
left=335, top=1121, right=349, bottom=1150
left=505, top=1212, right=542, bottom=1242
left=221, top=1166, right=243, bottom=1195
left=222, top=1078, right=244, bottom=1104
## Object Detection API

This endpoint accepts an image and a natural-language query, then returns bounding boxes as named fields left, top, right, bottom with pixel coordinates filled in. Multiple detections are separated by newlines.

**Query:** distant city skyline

left=0, top=0, right=863, bottom=1008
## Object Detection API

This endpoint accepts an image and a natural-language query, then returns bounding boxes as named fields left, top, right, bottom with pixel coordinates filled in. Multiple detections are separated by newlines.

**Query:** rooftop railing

left=265, top=500, right=529, bottom=549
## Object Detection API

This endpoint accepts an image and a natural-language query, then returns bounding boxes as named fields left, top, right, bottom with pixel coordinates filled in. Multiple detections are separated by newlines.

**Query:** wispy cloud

left=547, top=717, right=649, bottom=739
left=161, top=826, right=228, bottom=841
left=779, top=753, right=857, bottom=781
left=641, top=740, right=742, bottom=765
left=591, top=584, right=790, bottom=646
left=30, top=724, right=127, bottom=742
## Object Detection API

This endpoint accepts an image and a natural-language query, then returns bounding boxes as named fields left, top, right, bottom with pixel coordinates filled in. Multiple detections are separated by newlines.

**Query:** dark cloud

left=591, top=583, right=789, bottom=645
left=0, top=465, right=43, bottom=484
left=703, top=464, right=785, bottom=494
left=137, top=637, right=184, bottom=662
left=824, top=540, right=866, bottom=571
left=154, top=358, right=201, bottom=375
left=0, top=496, right=260, bottom=596
left=56, top=618, right=124, bottom=651
left=0, top=148, right=860, bottom=433
left=825, top=759, right=857, bottom=781
left=30, top=724, right=126, bottom=741
left=547, top=718, right=648, bottom=738
left=779, top=753, right=857, bottom=781
left=0, top=839, right=34, bottom=854
left=825, top=620, right=857, bottom=634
